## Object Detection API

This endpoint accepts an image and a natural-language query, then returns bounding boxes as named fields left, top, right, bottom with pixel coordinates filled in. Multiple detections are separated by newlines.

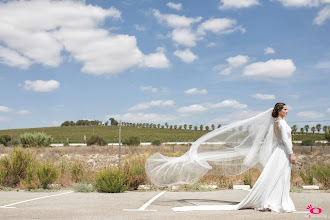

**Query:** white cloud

left=211, top=110, right=262, bottom=123
left=0, top=45, right=31, bottom=69
left=243, top=59, right=296, bottom=78
left=152, top=9, right=202, bottom=28
left=214, top=54, right=249, bottom=75
left=327, top=108, right=330, bottom=113
left=197, top=18, right=243, bottom=35
left=226, top=55, right=250, bottom=67
left=184, top=88, right=208, bottom=95
left=140, top=86, right=158, bottom=93
left=314, top=60, right=330, bottom=69
left=106, top=113, right=177, bottom=123
left=0, top=106, right=13, bottom=113
left=24, top=80, right=60, bottom=92
left=0, top=0, right=168, bottom=75
left=129, top=100, right=174, bottom=111
left=205, top=99, right=247, bottom=109
left=314, top=5, right=330, bottom=25
left=177, top=104, right=207, bottom=113
left=171, top=28, right=198, bottom=47
left=277, top=0, right=321, bottom=7
left=0, top=116, right=11, bottom=122
left=166, top=2, right=182, bottom=10
left=134, top=24, right=146, bottom=31
left=296, top=111, right=325, bottom=118
left=142, top=47, right=169, bottom=68
left=264, top=47, right=275, bottom=54
left=219, top=0, right=260, bottom=10
left=16, top=110, right=30, bottom=115
left=173, top=49, right=198, bottom=63
left=251, top=93, right=276, bottom=100
left=51, top=121, right=61, bottom=126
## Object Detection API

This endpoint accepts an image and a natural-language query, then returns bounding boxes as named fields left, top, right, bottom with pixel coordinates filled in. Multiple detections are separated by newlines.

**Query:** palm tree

left=200, top=125, right=203, bottom=130
left=189, top=125, right=192, bottom=130
left=178, top=125, right=182, bottom=129
left=169, top=125, right=173, bottom=129
left=174, top=125, right=177, bottom=129
left=217, top=124, right=221, bottom=128
left=311, top=126, right=316, bottom=134
left=291, top=125, right=297, bottom=134
left=316, top=124, right=321, bottom=134
left=304, top=125, right=309, bottom=134
left=211, top=124, right=215, bottom=130
left=184, top=124, right=187, bottom=130
left=323, top=126, right=328, bottom=133
left=165, top=122, right=169, bottom=129
left=157, top=124, right=160, bottom=129
left=300, top=127, right=304, bottom=134
left=205, top=125, right=209, bottom=131
left=161, top=125, right=164, bottom=129
left=194, top=126, right=198, bottom=131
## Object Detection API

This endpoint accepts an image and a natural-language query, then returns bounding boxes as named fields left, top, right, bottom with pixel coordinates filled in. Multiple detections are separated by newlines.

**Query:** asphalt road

left=0, top=190, right=329, bottom=220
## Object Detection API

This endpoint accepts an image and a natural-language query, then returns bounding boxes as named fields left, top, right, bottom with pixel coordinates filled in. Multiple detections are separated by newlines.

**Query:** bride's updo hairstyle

left=272, top=102, right=286, bottom=118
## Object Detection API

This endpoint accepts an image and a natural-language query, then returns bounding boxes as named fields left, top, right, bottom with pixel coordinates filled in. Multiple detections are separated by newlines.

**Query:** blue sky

left=0, top=0, right=330, bottom=130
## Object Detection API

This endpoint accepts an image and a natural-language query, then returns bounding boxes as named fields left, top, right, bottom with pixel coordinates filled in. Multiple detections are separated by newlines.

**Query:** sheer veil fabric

left=145, top=108, right=277, bottom=187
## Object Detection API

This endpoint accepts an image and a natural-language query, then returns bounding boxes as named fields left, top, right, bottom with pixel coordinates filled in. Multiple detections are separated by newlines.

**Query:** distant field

left=0, top=126, right=326, bottom=143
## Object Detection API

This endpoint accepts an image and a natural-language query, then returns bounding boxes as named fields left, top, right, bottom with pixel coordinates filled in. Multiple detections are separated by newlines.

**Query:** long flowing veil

left=145, top=108, right=278, bottom=186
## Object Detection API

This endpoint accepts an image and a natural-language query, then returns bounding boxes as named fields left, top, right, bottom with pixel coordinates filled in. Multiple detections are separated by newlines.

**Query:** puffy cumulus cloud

left=0, top=46, right=31, bottom=69
left=140, top=86, right=158, bottom=93
left=129, top=100, right=175, bottom=111
left=171, top=28, right=198, bottom=47
left=0, top=106, right=13, bottom=113
left=173, top=49, right=198, bottom=63
left=213, top=55, right=249, bottom=75
left=205, top=99, right=247, bottom=109
left=251, top=93, right=276, bottom=100
left=0, top=116, right=11, bottom=122
left=184, top=88, right=208, bottom=95
left=177, top=104, right=207, bottom=113
left=166, top=2, right=182, bottom=10
left=24, top=80, right=60, bottom=92
left=264, top=47, right=275, bottom=54
left=197, top=18, right=244, bottom=35
left=152, top=9, right=202, bottom=28
left=219, top=0, right=260, bottom=10
left=0, top=0, right=168, bottom=75
left=226, top=55, right=250, bottom=67
left=314, top=5, right=330, bottom=25
left=106, top=113, right=177, bottom=123
left=296, top=111, right=325, bottom=118
left=16, top=110, right=30, bottom=115
left=211, top=110, right=262, bottom=123
left=141, top=47, right=169, bottom=69
left=276, top=0, right=320, bottom=7
left=243, top=59, right=296, bottom=78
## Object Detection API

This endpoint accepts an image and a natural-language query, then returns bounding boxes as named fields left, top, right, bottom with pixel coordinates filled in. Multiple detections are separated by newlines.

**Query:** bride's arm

left=278, top=120, right=293, bottom=155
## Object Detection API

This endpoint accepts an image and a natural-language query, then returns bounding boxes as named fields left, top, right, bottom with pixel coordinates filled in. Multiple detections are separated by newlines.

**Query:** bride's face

left=279, top=105, right=288, bottom=118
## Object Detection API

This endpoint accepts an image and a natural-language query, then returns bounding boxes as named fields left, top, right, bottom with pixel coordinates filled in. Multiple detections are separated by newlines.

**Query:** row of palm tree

left=291, top=124, right=329, bottom=134
left=120, top=122, right=221, bottom=131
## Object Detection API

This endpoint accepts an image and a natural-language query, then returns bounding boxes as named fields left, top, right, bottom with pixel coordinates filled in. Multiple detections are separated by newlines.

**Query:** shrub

left=74, top=182, right=95, bottom=192
left=243, top=172, right=252, bottom=187
left=0, top=135, right=11, bottom=146
left=0, top=148, right=35, bottom=187
left=299, top=167, right=314, bottom=185
left=151, top=139, right=162, bottom=146
left=123, top=136, right=140, bottom=146
left=228, top=181, right=233, bottom=189
left=325, top=129, right=330, bottom=142
left=22, top=160, right=41, bottom=190
left=0, top=163, right=6, bottom=186
left=311, top=164, right=330, bottom=189
left=87, top=135, right=106, bottom=146
left=301, top=138, right=315, bottom=146
left=20, top=132, right=53, bottom=148
left=37, top=161, right=59, bottom=189
left=70, top=161, right=84, bottom=183
left=94, top=168, right=128, bottom=193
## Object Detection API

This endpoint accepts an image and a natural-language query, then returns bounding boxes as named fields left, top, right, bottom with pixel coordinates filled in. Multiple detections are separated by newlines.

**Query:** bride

left=145, top=103, right=297, bottom=213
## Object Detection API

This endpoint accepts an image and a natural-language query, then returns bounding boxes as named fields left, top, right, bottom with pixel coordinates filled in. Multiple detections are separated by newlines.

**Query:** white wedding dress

left=173, top=119, right=297, bottom=213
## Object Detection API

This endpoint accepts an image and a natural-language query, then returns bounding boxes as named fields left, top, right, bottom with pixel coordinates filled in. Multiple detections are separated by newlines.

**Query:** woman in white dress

left=146, top=103, right=297, bottom=213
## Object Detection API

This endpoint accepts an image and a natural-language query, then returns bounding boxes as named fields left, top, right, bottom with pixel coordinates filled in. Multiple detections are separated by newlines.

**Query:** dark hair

left=272, top=103, right=286, bottom=118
